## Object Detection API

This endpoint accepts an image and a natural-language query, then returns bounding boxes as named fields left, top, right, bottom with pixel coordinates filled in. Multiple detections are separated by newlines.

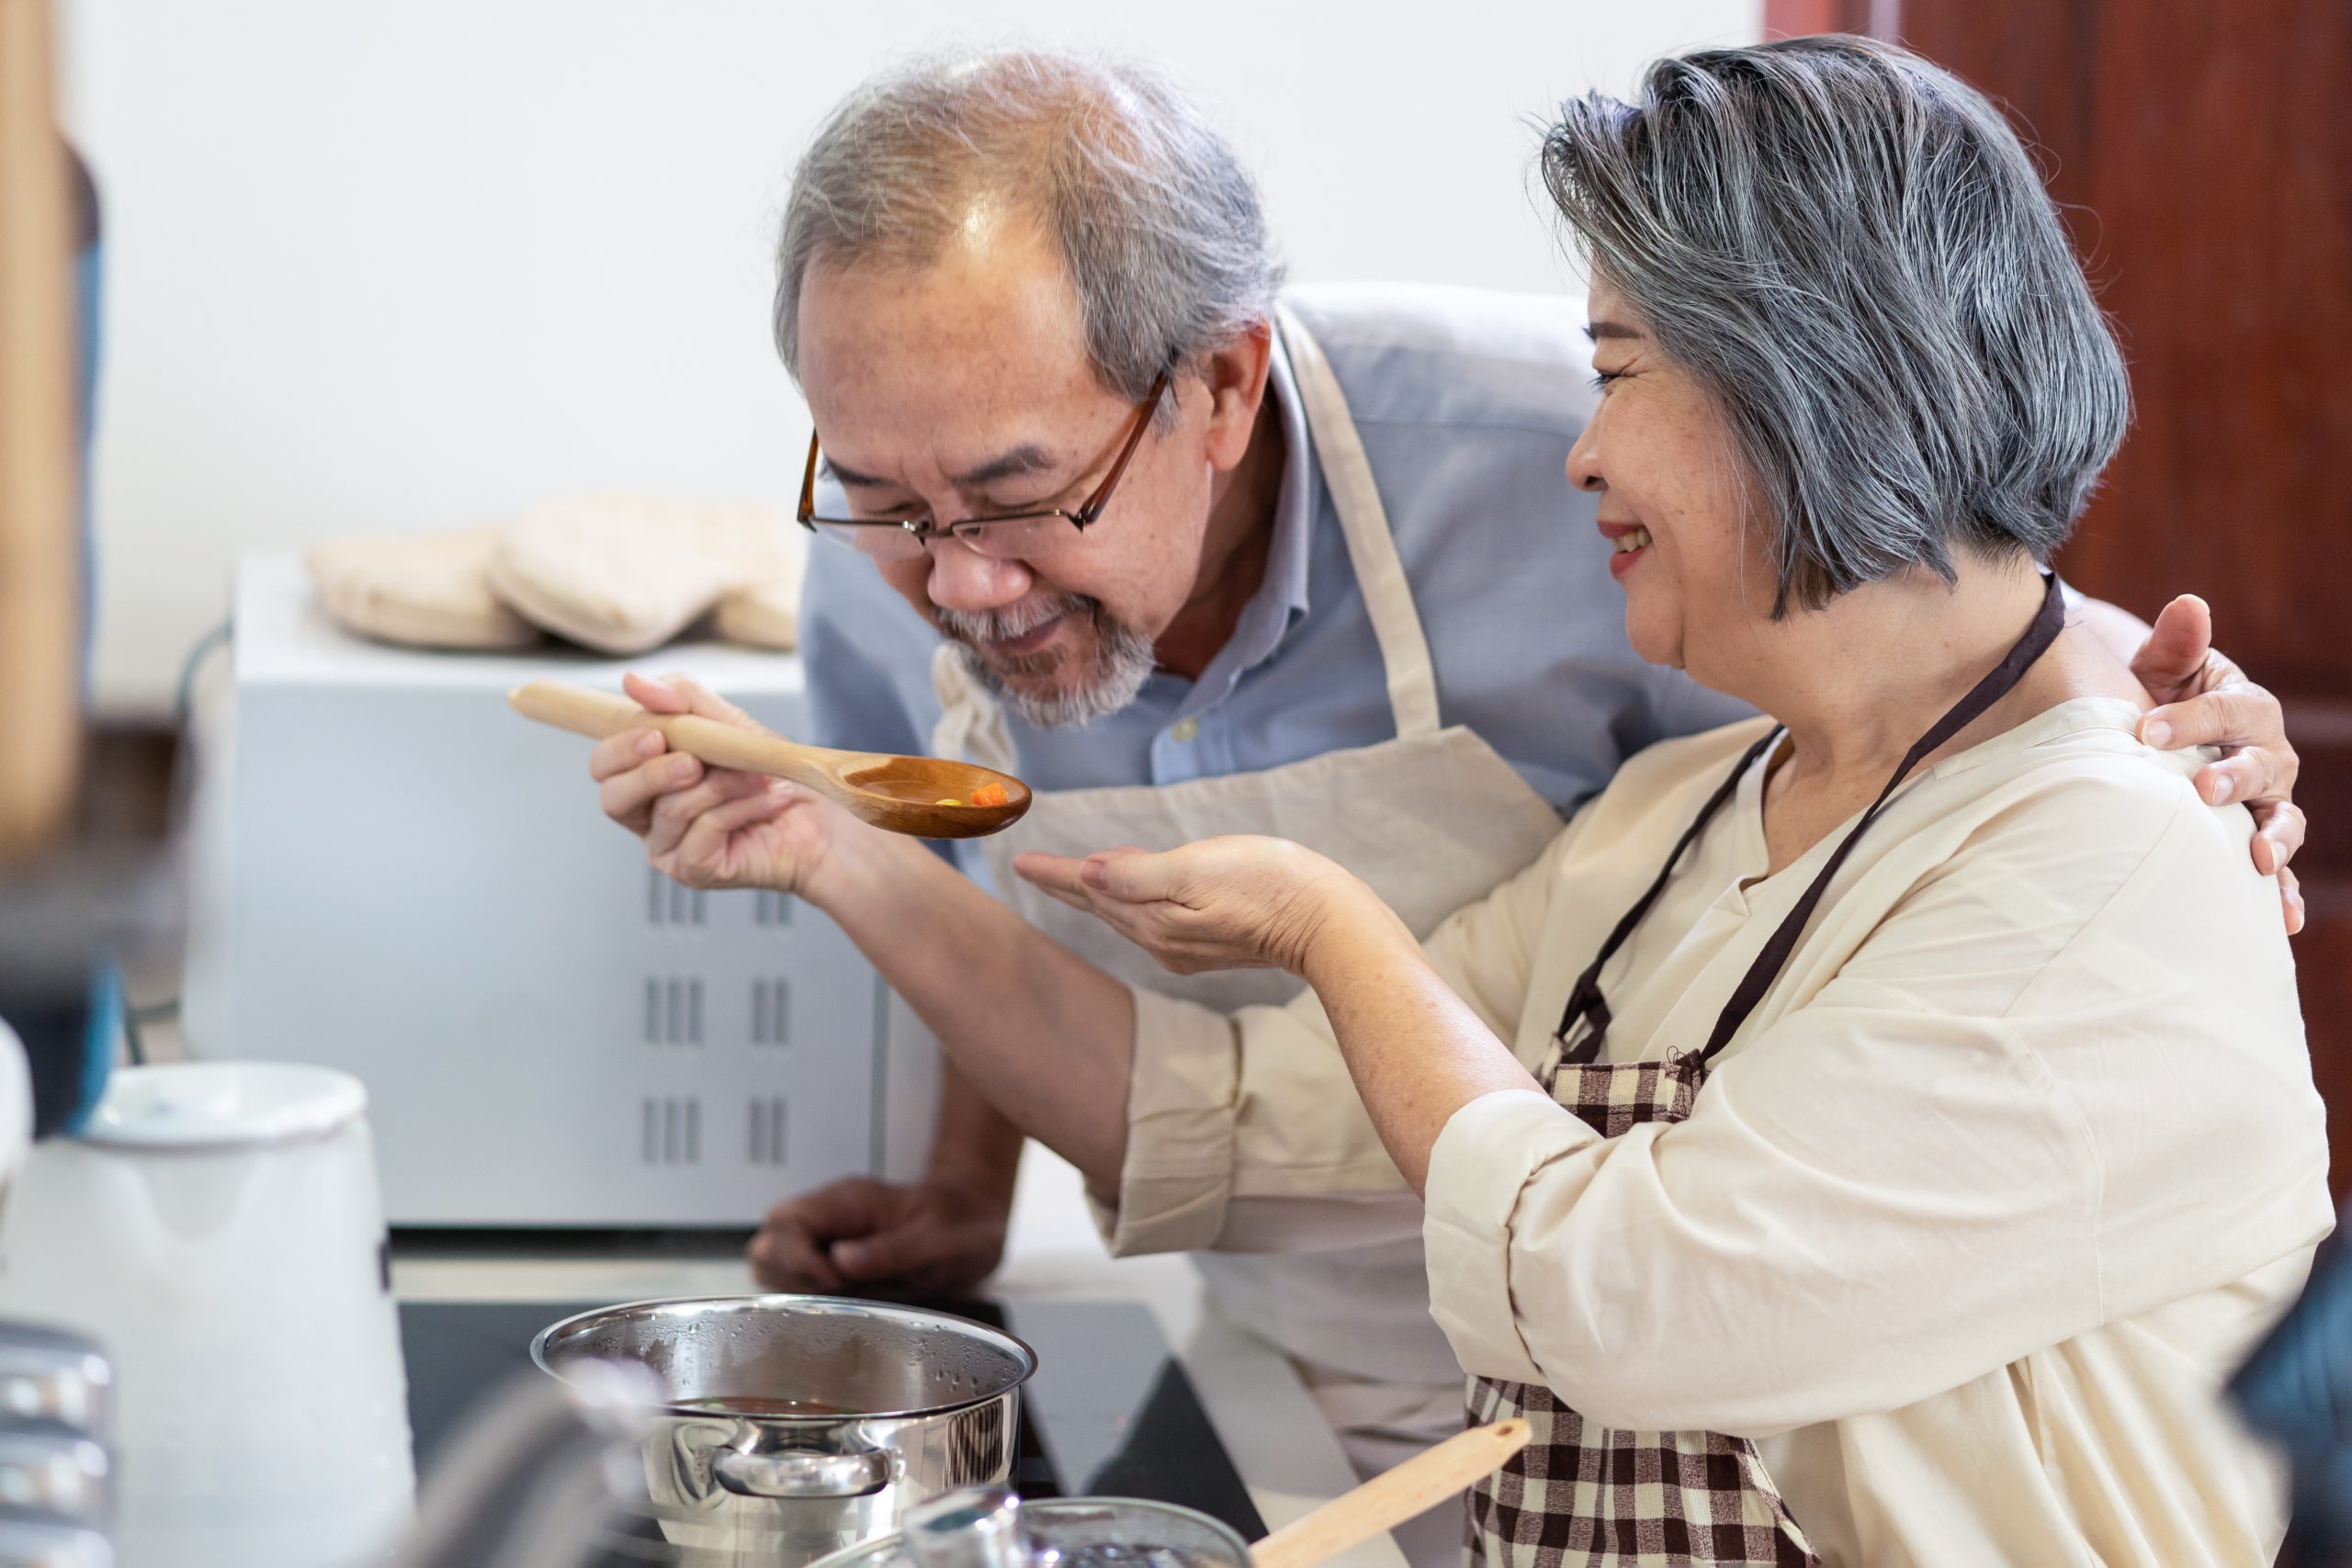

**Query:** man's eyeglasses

left=797, top=373, right=1170, bottom=562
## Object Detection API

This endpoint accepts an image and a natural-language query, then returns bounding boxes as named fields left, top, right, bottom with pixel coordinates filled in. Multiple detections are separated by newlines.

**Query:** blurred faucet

left=394, top=1362, right=657, bottom=1568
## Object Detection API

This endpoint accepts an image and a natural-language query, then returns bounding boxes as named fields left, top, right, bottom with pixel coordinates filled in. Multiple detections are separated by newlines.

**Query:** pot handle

left=713, top=1446, right=893, bottom=1499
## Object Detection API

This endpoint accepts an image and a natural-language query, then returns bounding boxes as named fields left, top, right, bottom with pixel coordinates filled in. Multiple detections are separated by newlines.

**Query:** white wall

left=62, top=0, right=1759, bottom=715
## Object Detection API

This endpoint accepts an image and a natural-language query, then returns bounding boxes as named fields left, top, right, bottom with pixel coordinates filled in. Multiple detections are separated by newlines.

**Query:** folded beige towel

left=306, top=528, right=541, bottom=649
left=487, top=492, right=805, bottom=656
left=713, top=570, right=805, bottom=651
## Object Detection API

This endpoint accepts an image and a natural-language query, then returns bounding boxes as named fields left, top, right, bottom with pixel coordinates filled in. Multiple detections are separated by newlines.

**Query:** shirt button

left=1170, top=716, right=1200, bottom=743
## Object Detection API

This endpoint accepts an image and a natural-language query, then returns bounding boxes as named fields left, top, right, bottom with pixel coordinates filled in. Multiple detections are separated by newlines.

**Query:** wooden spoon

left=1250, top=1418, right=1531, bottom=1568
left=0, top=0, right=82, bottom=863
left=509, top=679, right=1032, bottom=840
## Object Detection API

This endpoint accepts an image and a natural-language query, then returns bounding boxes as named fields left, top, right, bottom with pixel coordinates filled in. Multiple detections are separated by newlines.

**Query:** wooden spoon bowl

left=509, top=680, right=1032, bottom=840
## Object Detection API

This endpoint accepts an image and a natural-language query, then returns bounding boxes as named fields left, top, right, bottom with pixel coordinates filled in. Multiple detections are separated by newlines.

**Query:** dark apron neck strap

left=1693, top=570, right=2068, bottom=1065
left=1554, top=726, right=1781, bottom=1049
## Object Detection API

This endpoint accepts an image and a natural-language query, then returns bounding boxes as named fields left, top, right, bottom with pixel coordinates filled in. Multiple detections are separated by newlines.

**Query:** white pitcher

left=0, top=1061, right=415, bottom=1566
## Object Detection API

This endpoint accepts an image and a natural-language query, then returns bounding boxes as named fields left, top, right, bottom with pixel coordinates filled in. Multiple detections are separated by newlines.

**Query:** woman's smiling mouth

left=1600, top=521, right=1653, bottom=578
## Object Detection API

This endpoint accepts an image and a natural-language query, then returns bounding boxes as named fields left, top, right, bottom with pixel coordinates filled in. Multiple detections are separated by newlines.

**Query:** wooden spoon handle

left=1250, top=1419, right=1530, bottom=1568
left=508, top=679, right=841, bottom=798
left=0, top=0, right=81, bottom=863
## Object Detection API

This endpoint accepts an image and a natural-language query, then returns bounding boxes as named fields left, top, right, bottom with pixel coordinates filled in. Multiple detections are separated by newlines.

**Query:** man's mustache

left=932, top=592, right=1099, bottom=649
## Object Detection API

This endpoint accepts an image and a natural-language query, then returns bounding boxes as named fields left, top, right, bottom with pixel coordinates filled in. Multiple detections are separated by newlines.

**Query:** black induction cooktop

left=401, top=1294, right=1264, bottom=1549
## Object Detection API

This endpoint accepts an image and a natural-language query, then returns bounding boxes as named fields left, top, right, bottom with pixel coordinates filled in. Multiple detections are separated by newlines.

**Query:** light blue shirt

left=797, top=282, right=1753, bottom=860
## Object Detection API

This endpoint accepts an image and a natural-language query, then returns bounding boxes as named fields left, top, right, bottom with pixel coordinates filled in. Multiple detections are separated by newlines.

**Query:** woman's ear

left=1197, top=316, right=1275, bottom=473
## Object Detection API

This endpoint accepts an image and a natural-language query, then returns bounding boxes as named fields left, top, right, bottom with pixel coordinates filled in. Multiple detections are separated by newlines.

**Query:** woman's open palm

left=1013, top=835, right=1355, bottom=976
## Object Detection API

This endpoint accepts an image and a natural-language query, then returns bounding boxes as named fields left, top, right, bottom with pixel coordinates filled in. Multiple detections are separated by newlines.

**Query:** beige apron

left=931, top=306, right=1563, bottom=1481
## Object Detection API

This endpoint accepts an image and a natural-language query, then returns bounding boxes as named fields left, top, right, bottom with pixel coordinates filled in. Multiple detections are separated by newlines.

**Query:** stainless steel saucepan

left=533, top=1295, right=1036, bottom=1567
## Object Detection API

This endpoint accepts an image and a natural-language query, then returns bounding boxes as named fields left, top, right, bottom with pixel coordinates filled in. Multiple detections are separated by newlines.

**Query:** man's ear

left=1197, top=316, right=1275, bottom=473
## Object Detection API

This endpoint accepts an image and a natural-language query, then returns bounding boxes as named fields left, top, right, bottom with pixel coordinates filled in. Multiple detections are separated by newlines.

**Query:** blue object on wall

left=72, top=146, right=100, bottom=674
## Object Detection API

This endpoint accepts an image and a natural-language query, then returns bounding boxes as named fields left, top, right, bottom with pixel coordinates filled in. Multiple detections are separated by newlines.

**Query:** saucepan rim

left=530, top=1292, right=1039, bottom=1422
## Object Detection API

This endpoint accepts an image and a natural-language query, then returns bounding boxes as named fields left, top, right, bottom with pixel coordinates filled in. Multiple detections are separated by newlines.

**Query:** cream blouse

left=1103, top=699, right=2333, bottom=1565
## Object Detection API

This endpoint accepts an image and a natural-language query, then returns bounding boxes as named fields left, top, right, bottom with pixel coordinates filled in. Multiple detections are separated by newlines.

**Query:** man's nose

left=924, top=536, right=1035, bottom=613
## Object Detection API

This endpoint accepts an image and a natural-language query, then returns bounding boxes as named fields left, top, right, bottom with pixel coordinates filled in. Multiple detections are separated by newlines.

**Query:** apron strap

left=930, top=641, right=1019, bottom=776
left=1693, top=570, right=2068, bottom=1066
left=1275, top=303, right=1443, bottom=741
left=1554, top=725, right=1781, bottom=1055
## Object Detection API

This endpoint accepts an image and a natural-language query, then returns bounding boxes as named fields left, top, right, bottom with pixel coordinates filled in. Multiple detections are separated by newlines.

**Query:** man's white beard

left=934, top=592, right=1158, bottom=729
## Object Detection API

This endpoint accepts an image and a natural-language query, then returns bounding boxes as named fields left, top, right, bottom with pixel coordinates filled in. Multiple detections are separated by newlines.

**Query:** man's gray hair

left=1542, top=35, right=2130, bottom=614
left=774, top=49, right=1283, bottom=408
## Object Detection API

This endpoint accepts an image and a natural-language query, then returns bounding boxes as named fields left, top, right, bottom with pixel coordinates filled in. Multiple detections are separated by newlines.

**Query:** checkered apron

left=1464, top=574, right=2068, bottom=1568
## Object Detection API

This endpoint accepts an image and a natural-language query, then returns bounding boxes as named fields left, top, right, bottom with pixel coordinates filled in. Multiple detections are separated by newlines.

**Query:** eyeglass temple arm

left=1075, top=372, right=1170, bottom=525
left=796, top=432, right=822, bottom=527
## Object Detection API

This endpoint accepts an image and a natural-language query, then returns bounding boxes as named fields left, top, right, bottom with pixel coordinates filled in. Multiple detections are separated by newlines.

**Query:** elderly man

left=594, top=47, right=2306, bottom=1558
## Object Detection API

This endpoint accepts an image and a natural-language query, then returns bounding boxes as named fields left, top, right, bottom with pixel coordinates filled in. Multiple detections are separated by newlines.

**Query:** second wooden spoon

left=509, top=679, right=1032, bottom=840
left=1251, top=1418, right=1532, bottom=1568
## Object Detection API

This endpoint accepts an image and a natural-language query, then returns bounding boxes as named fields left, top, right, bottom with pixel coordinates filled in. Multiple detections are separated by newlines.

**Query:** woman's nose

left=924, top=535, right=1035, bottom=613
left=1566, top=423, right=1604, bottom=492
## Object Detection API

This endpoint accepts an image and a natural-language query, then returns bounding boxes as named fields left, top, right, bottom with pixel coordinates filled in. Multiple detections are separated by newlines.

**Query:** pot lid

left=813, top=1490, right=1253, bottom=1568
left=77, top=1061, right=367, bottom=1149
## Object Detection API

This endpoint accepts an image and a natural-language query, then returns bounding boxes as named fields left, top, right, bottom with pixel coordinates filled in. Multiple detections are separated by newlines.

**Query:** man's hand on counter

left=748, top=1176, right=1011, bottom=1296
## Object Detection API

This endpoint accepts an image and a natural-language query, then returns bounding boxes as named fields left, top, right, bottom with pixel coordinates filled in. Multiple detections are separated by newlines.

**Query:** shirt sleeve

left=1423, top=779, right=2333, bottom=1438
left=1095, top=808, right=1586, bottom=1256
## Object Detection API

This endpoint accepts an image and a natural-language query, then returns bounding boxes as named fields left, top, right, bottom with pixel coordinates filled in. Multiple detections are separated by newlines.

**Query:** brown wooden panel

left=2296, top=896, right=2352, bottom=1200
left=1764, top=0, right=1875, bottom=39
left=1887, top=5, right=2352, bottom=675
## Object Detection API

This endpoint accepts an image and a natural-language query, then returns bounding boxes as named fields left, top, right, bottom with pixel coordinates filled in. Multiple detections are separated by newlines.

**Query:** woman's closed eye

left=1590, top=368, right=1629, bottom=393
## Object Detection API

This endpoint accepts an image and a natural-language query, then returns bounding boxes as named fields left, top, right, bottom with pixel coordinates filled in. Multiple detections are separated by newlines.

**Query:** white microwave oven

left=179, top=554, right=942, bottom=1226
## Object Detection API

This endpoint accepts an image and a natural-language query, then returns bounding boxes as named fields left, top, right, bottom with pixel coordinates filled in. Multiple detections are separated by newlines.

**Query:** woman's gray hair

left=774, top=50, right=1283, bottom=411
left=1543, top=35, right=2130, bottom=614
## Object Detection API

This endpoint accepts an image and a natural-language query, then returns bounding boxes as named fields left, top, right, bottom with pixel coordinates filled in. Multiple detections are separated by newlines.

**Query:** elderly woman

left=1001, top=39, right=2331, bottom=1562
left=594, top=37, right=2328, bottom=1564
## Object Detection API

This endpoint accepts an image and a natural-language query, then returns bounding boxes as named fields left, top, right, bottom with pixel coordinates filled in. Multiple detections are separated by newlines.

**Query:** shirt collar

left=1186, top=326, right=1317, bottom=696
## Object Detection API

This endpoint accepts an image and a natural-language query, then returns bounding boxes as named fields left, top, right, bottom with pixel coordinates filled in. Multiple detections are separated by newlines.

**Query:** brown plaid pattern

left=1538, top=1046, right=1702, bottom=1138
left=1466, top=1054, right=1816, bottom=1568
left=1464, top=1376, right=1814, bottom=1567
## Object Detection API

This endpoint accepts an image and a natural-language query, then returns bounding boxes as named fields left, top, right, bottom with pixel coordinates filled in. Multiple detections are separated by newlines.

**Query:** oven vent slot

left=748, top=1097, right=788, bottom=1167
left=750, top=979, right=791, bottom=1045
left=643, top=976, right=706, bottom=1045
left=648, top=871, right=707, bottom=929
left=641, top=1096, right=703, bottom=1166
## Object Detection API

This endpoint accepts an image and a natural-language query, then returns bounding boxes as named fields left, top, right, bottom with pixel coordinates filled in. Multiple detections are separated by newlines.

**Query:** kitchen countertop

left=393, top=1144, right=1410, bottom=1568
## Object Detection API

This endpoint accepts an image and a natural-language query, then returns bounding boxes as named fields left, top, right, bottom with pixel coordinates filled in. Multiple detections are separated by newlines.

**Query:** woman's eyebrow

left=1585, top=320, right=1645, bottom=343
